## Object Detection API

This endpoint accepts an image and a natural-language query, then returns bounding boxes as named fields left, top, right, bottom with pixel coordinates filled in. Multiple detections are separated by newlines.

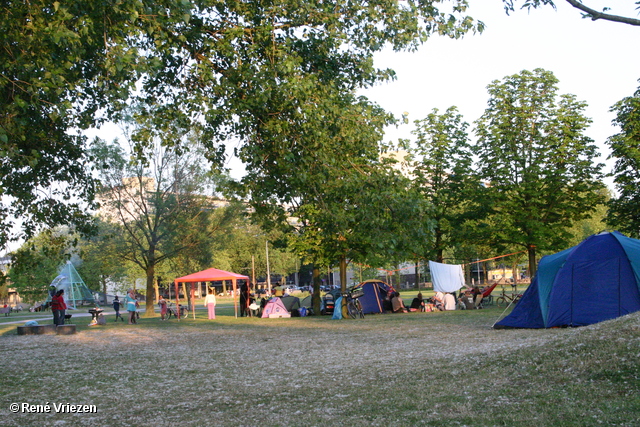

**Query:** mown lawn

left=0, top=301, right=638, bottom=427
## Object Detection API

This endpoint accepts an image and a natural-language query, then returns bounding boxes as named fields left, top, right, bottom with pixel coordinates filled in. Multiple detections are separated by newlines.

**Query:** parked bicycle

left=344, top=288, right=365, bottom=319
left=495, top=286, right=523, bottom=308
left=166, top=302, right=188, bottom=319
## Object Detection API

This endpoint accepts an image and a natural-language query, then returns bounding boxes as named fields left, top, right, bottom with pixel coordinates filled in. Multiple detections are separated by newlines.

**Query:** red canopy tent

left=173, top=268, right=249, bottom=318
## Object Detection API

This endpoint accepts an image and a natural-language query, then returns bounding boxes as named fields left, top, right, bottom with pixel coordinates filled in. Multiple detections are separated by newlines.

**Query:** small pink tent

left=174, top=268, right=249, bottom=318
left=261, top=297, right=290, bottom=318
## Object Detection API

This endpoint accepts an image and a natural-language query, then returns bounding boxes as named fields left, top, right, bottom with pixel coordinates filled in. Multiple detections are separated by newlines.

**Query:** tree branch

left=565, top=0, right=640, bottom=26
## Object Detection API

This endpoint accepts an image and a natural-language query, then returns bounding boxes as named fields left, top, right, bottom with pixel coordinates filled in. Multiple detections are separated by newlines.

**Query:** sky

left=359, top=1, right=640, bottom=189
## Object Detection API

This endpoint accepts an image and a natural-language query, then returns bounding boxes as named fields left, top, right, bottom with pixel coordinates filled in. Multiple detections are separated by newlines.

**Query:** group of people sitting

left=383, top=290, right=460, bottom=313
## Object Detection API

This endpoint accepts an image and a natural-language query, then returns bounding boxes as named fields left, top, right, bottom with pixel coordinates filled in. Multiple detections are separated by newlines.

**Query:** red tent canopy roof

left=174, top=268, right=249, bottom=284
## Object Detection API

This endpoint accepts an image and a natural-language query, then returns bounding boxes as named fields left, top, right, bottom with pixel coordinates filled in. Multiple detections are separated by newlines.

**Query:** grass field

left=0, top=297, right=639, bottom=427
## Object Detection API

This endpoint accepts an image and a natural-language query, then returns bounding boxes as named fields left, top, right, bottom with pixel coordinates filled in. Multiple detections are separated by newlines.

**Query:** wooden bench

left=16, top=324, right=57, bottom=335
left=16, top=324, right=77, bottom=335
left=0, top=306, right=11, bottom=316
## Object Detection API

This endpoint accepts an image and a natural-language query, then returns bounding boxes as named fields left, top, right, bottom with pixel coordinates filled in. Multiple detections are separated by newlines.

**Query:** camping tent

left=495, top=232, right=640, bottom=329
left=429, top=261, right=466, bottom=293
left=280, top=295, right=301, bottom=312
left=350, top=280, right=395, bottom=314
left=46, top=261, right=96, bottom=309
left=261, top=297, right=290, bottom=318
left=174, top=268, right=249, bottom=318
left=300, top=295, right=312, bottom=308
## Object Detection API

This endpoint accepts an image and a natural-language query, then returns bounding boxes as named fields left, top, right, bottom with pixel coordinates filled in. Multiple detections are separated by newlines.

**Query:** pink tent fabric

left=174, top=268, right=249, bottom=283
left=261, top=297, right=290, bottom=318
left=174, top=268, right=249, bottom=318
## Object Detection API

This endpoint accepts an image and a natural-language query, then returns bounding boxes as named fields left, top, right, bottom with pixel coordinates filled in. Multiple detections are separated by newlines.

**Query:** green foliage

left=606, top=84, right=640, bottom=237
left=75, top=218, right=129, bottom=292
left=473, top=69, right=605, bottom=274
left=404, top=106, right=476, bottom=262
left=1, top=0, right=484, bottom=253
left=240, top=87, right=429, bottom=285
left=0, top=0, right=153, bottom=246
left=91, top=133, right=238, bottom=312
left=8, top=229, right=73, bottom=302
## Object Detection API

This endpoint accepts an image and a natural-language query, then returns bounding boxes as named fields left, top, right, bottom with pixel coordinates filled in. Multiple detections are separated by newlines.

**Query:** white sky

left=361, top=1, right=640, bottom=189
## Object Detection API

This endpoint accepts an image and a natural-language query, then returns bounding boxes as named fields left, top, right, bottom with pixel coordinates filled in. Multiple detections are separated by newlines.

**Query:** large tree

left=404, top=106, right=476, bottom=263
left=92, top=135, right=238, bottom=316
left=239, top=89, right=428, bottom=311
left=0, top=0, right=171, bottom=248
left=606, top=84, right=640, bottom=237
left=473, top=68, right=605, bottom=276
left=1, top=0, right=483, bottom=248
left=8, top=228, right=74, bottom=303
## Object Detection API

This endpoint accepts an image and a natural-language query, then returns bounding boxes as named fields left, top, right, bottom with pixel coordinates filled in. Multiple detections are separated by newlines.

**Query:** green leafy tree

left=606, top=85, right=640, bottom=237
left=0, top=0, right=171, bottom=247
left=503, top=1, right=640, bottom=26
left=240, top=90, right=428, bottom=309
left=92, top=135, right=237, bottom=316
left=473, top=68, right=605, bottom=276
left=404, top=106, right=476, bottom=263
left=8, top=228, right=74, bottom=303
left=75, top=218, right=129, bottom=296
left=2, top=0, right=483, bottom=248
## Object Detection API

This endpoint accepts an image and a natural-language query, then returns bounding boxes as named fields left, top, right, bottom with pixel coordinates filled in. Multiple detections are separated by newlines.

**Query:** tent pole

left=175, top=281, right=180, bottom=321
left=491, top=299, right=516, bottom=329
left=233, top=279, right=238, bottom=318
left=191, top=283, right=196, bottom=320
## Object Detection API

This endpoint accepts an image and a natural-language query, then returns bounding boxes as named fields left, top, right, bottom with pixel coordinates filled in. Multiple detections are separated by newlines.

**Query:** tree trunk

left=339, top=255, right=347, bottom=292
left=527, top=244, right=537, bottom=279
left=102, top=277, right=107, bottom=306
left=312, top=266, right=321, bottom=315
left=435, top=228, right=444, bottom=263
left=145, top=263, right=155, bottom=317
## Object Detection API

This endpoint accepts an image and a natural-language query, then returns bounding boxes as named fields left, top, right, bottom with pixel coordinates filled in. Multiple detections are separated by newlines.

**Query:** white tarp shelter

left=429, top=261, right=466, bottom=293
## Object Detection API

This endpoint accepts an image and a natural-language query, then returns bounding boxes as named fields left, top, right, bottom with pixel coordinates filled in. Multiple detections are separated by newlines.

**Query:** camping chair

left=477, top=282, right=499, bottom=308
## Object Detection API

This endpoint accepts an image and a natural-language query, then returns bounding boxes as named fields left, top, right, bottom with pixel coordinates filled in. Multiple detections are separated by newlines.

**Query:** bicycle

left=495, top=285, right=523, bottom=308
left=166, top=302, right=188, bottom=319
left=344, top=288, right=365, bottom=319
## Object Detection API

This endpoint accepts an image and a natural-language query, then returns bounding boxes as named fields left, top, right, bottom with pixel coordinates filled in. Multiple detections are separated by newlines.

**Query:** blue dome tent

left=350, top=280, right=395, bottom=314
left=495, top=232, right=640, bottom=329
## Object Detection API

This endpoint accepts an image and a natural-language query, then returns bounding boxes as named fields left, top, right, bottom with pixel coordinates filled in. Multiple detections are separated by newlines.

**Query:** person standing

left=239, top=282, right=250, bottom=317
left=158, top=295, right=168, bottom=320
left=126, top=289, right=138, bottom=324
left=204, top=289, right=216, bottom=320
left=51, top=289, right=67, bottom=326
left=113, top=296, right=124, bottom=322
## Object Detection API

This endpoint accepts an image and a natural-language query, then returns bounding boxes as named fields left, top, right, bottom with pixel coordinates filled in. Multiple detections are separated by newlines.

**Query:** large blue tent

left=495, top=232, right=640, bottom=329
